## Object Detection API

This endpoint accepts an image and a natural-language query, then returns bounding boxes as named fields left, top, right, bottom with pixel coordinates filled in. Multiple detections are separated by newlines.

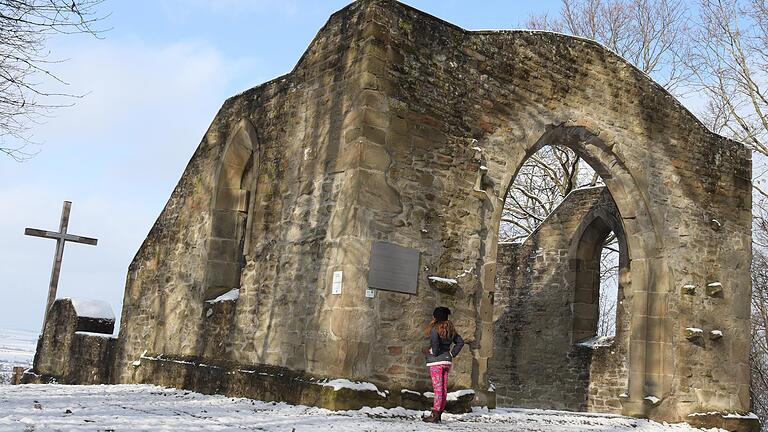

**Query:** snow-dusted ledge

left=68, top=298, right=115, bottom=321
left=75, top=331, right=116, bottom=339
left=130, top=352, right=476, bottom=413
left=322, top=379, right=387, bottom=398
left=577, top=335, right=613, bottom=348
left=421, top=389, right=476, bottom=401
left=428, top=276, right=458, bottom=285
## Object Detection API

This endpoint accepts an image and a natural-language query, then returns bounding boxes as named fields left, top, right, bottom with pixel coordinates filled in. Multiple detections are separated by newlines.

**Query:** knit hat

left=433, top=306, right=451, bottom=322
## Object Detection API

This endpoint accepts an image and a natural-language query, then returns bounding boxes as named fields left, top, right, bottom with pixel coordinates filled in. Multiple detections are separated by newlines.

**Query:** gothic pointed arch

left=568, top=193, right=629, bottom=344
left=204, top=119, right=259, bottom=300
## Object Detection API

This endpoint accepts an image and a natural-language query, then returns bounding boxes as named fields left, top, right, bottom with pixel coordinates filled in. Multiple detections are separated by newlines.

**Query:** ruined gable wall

left=227, top=1, right=380, bottom=378
left=357, top=0, right=751, bottom=421
left=111, top=0, right=752, bottom=423
left=114, top=1, right=377, bottom=383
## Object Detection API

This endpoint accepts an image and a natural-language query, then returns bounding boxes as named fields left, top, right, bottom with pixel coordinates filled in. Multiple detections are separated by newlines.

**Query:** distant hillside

left=0, top=328, right=37, bottom=384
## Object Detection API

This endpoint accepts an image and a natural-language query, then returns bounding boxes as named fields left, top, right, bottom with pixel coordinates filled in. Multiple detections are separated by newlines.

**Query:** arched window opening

left=598, top=235, right=619, bottom=338
left=571, top=217, right=619, bottom=342
left=496, top=144, right=620, bottom=339
left=204, top=121, right=257, bottom=301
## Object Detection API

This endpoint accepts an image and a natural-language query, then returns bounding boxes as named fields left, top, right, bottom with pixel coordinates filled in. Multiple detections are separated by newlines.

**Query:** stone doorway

left=489, top=141, right=632, bottom=413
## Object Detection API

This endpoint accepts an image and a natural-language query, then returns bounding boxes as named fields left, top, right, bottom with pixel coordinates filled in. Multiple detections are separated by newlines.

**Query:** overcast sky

left=0, top=0, right=576, bottom=332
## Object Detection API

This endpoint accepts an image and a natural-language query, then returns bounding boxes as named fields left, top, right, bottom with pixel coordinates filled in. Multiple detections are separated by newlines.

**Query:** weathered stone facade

left=25, top=0, right=755, bottom=429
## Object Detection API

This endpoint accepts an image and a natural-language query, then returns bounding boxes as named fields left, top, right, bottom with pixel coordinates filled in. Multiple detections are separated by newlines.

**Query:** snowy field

left=0, top=328, right=36, bottom=385
left=0, top=384, right=724, bottom=432
left=0, top=329, right=723, bottom=431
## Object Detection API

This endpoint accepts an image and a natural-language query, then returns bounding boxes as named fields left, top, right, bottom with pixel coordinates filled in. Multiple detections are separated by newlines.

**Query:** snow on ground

left=0, top=330, right=724, bottom=431
left=0, top=384, right=724, bottom=432
left=0, top=328, right=36, bottom=385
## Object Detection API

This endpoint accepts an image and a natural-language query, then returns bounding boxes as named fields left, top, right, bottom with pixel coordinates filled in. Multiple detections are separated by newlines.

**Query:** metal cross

left=24, top=201, right=98, bottom=329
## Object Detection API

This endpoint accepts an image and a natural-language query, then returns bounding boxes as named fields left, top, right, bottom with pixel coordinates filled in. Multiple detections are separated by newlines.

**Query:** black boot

left=422, top=409, right=440, bottom=423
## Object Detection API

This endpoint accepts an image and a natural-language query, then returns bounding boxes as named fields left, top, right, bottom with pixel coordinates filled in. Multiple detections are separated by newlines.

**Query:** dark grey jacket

left=424, top=327, right=464, bottom=366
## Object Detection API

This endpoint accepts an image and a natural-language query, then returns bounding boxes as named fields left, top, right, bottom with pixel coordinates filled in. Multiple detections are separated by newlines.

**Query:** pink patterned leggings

left=429, top=364, right=451, bottom=411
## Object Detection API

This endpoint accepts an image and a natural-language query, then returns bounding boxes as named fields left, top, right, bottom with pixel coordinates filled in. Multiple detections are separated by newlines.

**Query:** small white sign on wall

left=365, top=289, right=375, bottom=298
left=332, top=271, right=343, bottom=295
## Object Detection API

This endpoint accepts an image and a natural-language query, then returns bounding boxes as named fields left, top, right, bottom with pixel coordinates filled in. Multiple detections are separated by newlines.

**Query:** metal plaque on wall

left=368, top=241, right=420, bottom=295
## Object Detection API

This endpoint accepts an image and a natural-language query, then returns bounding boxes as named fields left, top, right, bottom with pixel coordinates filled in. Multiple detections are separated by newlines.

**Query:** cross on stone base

left=25, top=201, right=98, bottom=331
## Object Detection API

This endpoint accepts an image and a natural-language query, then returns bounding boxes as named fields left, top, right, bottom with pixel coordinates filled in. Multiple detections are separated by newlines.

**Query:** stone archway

left=478, top=124, right=670, bottom=417
left=488, top=136, right=636, bottom=412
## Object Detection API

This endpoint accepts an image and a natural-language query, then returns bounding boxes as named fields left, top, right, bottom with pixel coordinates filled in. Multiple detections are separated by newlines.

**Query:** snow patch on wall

left=75, top=331, right=116, bottom=339
left=577, top=335, right=613, bottom=348
left=644, top=396, right=660, bottom=405
left=428, top=276, right=458, bottom=285
left=423, top=389, right=475, bottom=401
left=205, top=289, right=240, bottom=304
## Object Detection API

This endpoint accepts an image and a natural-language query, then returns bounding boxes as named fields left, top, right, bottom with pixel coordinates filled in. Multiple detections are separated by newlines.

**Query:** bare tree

left=527, top=0, right=691, bottom=92
left=499, top=144, right=620, bottom=336
left=750, top=201, right=768, bottom=425
left=597, top=245, right=619, bottom=336
left=0, top=0, right=106, bottom=161
left=499, top=146, right=586, bottom=242
left=686, top=0, right=768, bottom=165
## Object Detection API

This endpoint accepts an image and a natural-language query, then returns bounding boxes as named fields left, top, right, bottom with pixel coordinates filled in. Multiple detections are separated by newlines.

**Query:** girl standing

left=423, top=306, right=464, bottom=423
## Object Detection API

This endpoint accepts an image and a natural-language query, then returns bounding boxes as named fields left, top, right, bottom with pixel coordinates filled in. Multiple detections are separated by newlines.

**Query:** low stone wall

left=686, top=413, right=760, bottom=432
left=11, top=367, right=26, bottom=385
left=129, top=353, right=475, bottom=413
left=23, top=298, right=116, bottom=385
left=588, top=341, right=629, bottom=412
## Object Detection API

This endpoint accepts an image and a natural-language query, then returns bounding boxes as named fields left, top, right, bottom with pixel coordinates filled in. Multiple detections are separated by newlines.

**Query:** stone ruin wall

left=492, top=187, right=629, bottom=413
left=22, top=0, right=753, bottom=427
left=362, top=0, right=751, bottom=421
left=115, top=0, right=367, bottom=377
left=26, top=299, right=116, bottom=385
left=113, top=0, right=463, bottom=396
